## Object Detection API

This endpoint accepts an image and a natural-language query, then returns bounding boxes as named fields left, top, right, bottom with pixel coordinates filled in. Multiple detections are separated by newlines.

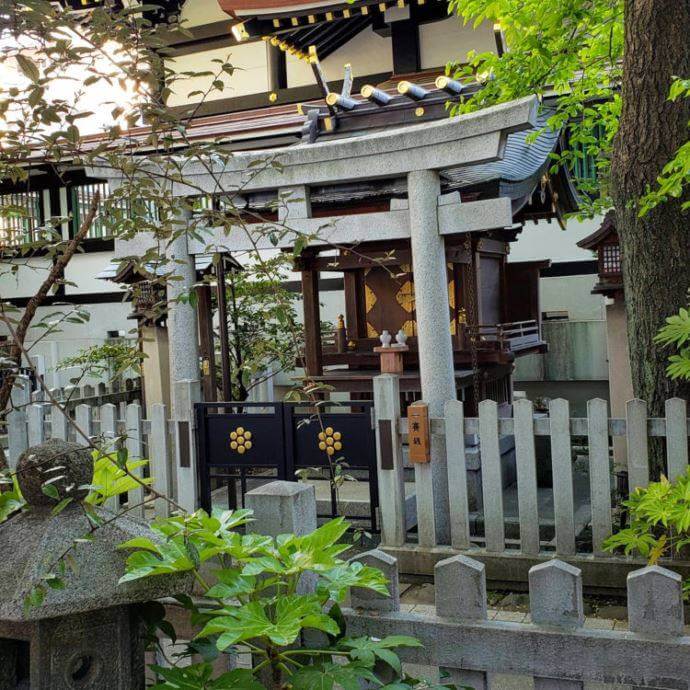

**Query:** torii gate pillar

left=408, top=168, right=455, bottom=545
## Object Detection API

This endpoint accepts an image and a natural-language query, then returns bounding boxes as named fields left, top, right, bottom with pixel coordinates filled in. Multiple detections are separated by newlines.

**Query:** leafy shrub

left=603, top=468, right=690, bottom=595
left=119, top=510, right=453, bottom=689
left=655, top=307, right=690, bottom=380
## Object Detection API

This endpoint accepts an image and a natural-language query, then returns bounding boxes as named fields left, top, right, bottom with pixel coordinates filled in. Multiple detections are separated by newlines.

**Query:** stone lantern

left=0, top=439, right=191, bottom=689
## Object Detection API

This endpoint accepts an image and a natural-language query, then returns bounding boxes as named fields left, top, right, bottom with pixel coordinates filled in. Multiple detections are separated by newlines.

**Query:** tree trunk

left=611, top=0, right=690, bottom=475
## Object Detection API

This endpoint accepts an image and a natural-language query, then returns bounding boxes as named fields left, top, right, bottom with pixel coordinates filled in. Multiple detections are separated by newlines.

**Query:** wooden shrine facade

left=296, top=234, right=547, bottom=404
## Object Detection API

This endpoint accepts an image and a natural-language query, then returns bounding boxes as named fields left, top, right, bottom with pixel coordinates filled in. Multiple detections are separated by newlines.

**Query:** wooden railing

left=320, top=319, right=542, bottom=356
left=463, top=319, right=541, bottom=351
left=373, top=370, right=690, bottom=586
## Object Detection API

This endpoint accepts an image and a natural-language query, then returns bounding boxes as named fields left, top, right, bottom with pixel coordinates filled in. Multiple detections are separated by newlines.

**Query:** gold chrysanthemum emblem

left=230, top=427, right=253, bottom=455
left=318, top=427, right=343, bottom=456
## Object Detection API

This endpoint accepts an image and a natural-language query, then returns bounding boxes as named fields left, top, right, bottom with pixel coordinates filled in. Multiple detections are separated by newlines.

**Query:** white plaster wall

left=286, top=26, right=393, bottom=87
left=166, top=42, right=269, bottom=106
left=419, top=17, right=495, bottom=70
left=540, top=274, right=604, bottom=322
left=509, top=215, right=603, bottom=264
left=180, top=0, right=231, bottom=27
left=292, top=272, right=345, bottom=327
left=0, top=258, right=53, bottom=300
left=0, top=301, right=133, bottom=388
left=64, top=252, right=124, bottom=295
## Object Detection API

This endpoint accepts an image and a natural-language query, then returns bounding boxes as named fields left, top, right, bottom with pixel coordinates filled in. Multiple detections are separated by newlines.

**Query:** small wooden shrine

left=275, top=73, right=578, bottom=410
left=297, top=233, right=551, bottom=409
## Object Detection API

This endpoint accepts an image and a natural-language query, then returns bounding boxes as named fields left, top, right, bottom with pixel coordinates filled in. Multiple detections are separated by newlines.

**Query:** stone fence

left=247, top=480, right=690, bottom=690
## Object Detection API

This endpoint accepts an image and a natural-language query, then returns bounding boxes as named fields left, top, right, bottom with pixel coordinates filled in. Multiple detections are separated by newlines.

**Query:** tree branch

left=0, top=192, right=101, bottom=412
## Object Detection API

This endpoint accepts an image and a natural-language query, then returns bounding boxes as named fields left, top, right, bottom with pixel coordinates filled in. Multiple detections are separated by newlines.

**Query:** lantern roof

left=577, top=210, right=617, bottom=250
left=0, top=503, right=191, bottom=622
left=0, top=441, right=192, bottom=625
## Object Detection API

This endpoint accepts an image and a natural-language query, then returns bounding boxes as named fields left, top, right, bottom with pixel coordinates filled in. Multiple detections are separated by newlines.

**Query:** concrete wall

left=509, top=216, right=603, bottom=264
left=510, top=215, right=610, bottom=408
left=515, top=321, right=608, bottom=380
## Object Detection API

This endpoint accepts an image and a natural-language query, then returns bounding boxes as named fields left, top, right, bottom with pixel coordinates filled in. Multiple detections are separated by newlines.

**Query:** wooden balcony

left=314, top=318, right=545, bottom=370
left=462, top=319, right=544, bottom=354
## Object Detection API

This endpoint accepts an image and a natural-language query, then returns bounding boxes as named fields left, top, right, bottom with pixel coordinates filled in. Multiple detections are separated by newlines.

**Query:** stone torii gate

left=91, top=95, right=540, bottom=543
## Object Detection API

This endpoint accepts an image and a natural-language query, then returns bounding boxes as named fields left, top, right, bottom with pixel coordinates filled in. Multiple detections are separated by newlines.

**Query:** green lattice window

left=569, top=124, right=606, bottom=186
left=71, top=182, right=158, bottom=239
left=0, top=191, right=42, bottom=245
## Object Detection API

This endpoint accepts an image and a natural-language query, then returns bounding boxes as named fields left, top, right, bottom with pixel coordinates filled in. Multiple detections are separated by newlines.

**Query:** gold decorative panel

left=362, top=263, right=462, bottom=338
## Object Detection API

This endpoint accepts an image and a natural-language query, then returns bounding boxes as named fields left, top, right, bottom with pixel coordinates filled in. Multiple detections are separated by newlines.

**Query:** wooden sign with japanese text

left=408, top=403, right=430, bottom=463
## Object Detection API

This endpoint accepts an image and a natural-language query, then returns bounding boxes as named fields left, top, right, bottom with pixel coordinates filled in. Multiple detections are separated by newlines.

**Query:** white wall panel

left=287, top=26, right=393, bottom=88
left=419, top=17, right=495, bottom=70
left=166, top=42, right=269, bottom=105
left=0, top=258, right=53, bottom=300
left=64, top=252, right=124, bottom=296
left=180, top=0, right=230, bottom=27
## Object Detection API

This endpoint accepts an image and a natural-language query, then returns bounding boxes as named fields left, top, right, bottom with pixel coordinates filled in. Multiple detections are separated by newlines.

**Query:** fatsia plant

left=603, top=467, right=690, bottom=596
left=654, top=306, right=690, bottom=381
left=119, top=510, right=454, bottom=689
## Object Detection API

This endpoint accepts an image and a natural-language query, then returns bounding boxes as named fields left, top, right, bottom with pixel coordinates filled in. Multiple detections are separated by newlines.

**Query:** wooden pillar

left=215, top=258, right=233, bottom=401
left=343, top=270, right=361, bottom=341
left=391, top=18, right=420, bottom=74
left=266, top=42, right=287, bottom=92
left=196, top=284, right=217, bottom=402
left=301, top=264, right=323, bottom=377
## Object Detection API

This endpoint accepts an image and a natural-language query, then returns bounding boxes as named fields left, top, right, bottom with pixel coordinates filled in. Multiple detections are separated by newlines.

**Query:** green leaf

left=51, top=497, right=73, bottom=516
left=206, top=570, right=255, bottom=599
left=16, top=54, right=40, bottom=82
left=41, top=483, right=60, bottom=501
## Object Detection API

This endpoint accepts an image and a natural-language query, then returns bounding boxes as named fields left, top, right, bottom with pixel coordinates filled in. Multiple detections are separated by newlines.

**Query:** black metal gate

left=195, top=401, right=379, bottom=530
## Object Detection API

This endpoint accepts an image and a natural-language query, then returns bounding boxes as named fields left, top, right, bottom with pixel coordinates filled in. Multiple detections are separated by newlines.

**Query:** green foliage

left=446, top=1, right=689, bottom=220
left=86, top=451, right=152, bottom=506
left=639, top=78, right=690, bottom=215
left=0, top=477, right=26, bottom=523
left=654, top=307, right=690, bottom=380
left=604, top=468, right=690, bottom=594
left=447, top=0, right=623, bottom=216
left=120, top=510, right=453, bottom=689
left=218, top=254, right=300, bottom=401
left=57, top=341, right=145, bottom=383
